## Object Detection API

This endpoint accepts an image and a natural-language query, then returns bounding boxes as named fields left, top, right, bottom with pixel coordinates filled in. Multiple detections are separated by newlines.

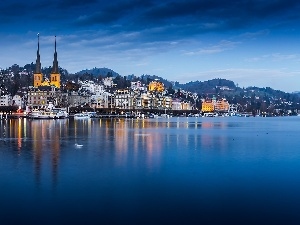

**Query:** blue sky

left=1, top=0, right=300, bottom=92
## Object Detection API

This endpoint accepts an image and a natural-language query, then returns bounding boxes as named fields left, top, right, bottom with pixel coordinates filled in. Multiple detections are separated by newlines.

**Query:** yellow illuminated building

left=148, top=80, right=164, bottom=92
left=34, top=73, right=43, bottom=87
left=33, top=34, right=60, bottom=88
left=40, top=78, right=51, bottom=86
left=201, top=99, right=214, bottom=112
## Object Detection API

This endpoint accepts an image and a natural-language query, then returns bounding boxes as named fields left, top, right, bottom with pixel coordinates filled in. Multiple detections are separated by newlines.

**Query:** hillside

left=176, top=79, right=237, bottom=94
left=76, top=67, right=119, bottom=77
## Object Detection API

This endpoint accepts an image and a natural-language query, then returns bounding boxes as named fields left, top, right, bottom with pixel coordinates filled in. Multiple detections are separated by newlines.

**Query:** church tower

left=33, top=33, right=43, bottom=87
left=50, top=36, right=61, bottom=88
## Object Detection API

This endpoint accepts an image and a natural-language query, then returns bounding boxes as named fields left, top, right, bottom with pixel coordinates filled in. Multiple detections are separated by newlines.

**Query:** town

left=1, top=35, right=300, bottom=118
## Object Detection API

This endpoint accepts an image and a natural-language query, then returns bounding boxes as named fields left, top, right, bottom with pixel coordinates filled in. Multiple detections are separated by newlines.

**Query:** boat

left=27, top=110, right=56, bottom=119
left=52, top=108, right=69, bottom=118
left=38, top=111, right=57, bottom=119
left=74, top=113, right=91, bottom=119
left=27, top=108, right=68, bottom=119
left=27, top=110, right=42, bottom=119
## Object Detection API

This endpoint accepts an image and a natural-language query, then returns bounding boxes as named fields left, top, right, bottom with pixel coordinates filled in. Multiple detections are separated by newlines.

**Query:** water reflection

left=0, top=117, right=249, bottom=188
left=2, top=117, right=300, bottom=225
left=31, top=119, right=67, bottom=186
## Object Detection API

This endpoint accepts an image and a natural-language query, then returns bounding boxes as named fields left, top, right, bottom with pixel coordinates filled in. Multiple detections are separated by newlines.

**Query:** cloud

left=184, top=40, right=240, bottom=55
left=74, top=0, right=153, bottom=26
left=64, top=0, right=300, bottom=52
left=238, top=30, right=270, bottom=39
left=2, top=0, right=300, bottom=42
left=246, top=53, right=298, bottom=62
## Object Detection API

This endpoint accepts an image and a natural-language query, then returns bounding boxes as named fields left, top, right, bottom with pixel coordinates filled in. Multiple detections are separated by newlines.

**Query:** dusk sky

left=1, top=0, right=300, bottom=92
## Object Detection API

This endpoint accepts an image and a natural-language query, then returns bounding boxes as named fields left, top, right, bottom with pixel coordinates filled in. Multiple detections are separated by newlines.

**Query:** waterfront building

left=201, top=99, right=214, bottom=112
left=163, top=96, right=172, bottom=109
left=147, top=92, right=157, bottom=109
left=114, top=89, right=133, bottom=109
left=154, top=94, right=164, bottom=109
left=27, top=86, right=61, bottom=108
left=172, top=98, right=182, bottom=110
left=90, top=84, right=110, bottom=108
left=134, top=95, right=143, bottom=109
left=229, top=104, right=238, bottom=115
left=214, top=98, right=230, bottom=112
left=181, top=101, right=192, bottom=110
left=140, top=93, right=150, bottom=109
left=91, top=91, right=110, bottom=108
left=12, top=95, right=24, bottom=108
left=171, top=98, right=191, bottom=110
left=68, top=91, right=91, bottom=107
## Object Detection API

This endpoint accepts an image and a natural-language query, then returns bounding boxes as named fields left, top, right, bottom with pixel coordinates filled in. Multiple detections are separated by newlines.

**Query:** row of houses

left=1, top=77, right=235, bottom=113
left=0, top=79, right=193, bottom=111
left=201, top=97, right=230, bottom=113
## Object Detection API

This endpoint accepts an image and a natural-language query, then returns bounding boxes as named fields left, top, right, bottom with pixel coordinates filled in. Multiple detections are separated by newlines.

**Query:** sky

left=1, top=0, right=300, bottom=92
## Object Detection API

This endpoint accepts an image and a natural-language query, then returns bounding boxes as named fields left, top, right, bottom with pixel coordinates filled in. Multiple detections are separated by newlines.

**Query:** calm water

left=1, top=116, right=300, bottom=225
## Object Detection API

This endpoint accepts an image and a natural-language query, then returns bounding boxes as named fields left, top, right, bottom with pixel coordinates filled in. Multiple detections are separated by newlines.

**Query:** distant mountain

left=292, top=91, right=300, bottom=96
left=75, top=67, right=119, bottom=77
left=177, top=78, right=237, bottom=94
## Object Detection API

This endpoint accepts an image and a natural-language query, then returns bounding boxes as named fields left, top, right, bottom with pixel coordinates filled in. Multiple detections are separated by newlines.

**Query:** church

left=33, top=34, right=60, bottom=88
left=27, top=34, right=67, bottom=108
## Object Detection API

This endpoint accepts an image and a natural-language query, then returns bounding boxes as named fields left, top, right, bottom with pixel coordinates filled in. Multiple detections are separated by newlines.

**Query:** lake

left=1, top=116, right=300, bottom=225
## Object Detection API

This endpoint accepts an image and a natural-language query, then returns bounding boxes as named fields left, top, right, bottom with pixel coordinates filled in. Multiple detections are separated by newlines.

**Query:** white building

left=172, top=98, right=181, bottom=110
left=68, top=91, right=91, bottom=107
left=79, top=80, right=96, bottom=94
left=131, top=81, right=147, bottom=92
left=12, top=95, right=24, bottom=108
left=0, top=95, right=12, bottom=106
left=114, top=90, right=132, bottom=109
left=95, top=84, right=105, bottom=95
left=91, top=91, right=111, bottom=108
left=103, top=77, right=114, bottom=88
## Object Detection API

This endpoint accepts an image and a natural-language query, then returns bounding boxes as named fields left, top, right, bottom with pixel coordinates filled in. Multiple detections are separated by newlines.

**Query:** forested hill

left=176, top=79, right=236, bottom=94
left=76, top=67, right=119, bottom=77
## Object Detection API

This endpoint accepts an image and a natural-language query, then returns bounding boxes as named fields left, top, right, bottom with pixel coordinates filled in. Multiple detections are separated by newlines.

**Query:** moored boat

left=74, top=113, right=91, bottom=119
left=52, top=108, right=69, bottom=118
left=27, top=109, right=68, bottom=119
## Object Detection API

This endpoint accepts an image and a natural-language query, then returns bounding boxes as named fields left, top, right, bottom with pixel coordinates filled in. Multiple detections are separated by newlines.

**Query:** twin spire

left=52, top=35, right=59, bottom=74
left=34, top=34, right=60, bottom=88
left=35, top=33, right=41, bottom=74
left=35, top=34, right=59, bottom=74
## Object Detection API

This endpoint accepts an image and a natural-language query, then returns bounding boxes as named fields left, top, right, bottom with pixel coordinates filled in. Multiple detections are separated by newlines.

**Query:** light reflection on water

left=1, top=117, right=300, bottom=224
